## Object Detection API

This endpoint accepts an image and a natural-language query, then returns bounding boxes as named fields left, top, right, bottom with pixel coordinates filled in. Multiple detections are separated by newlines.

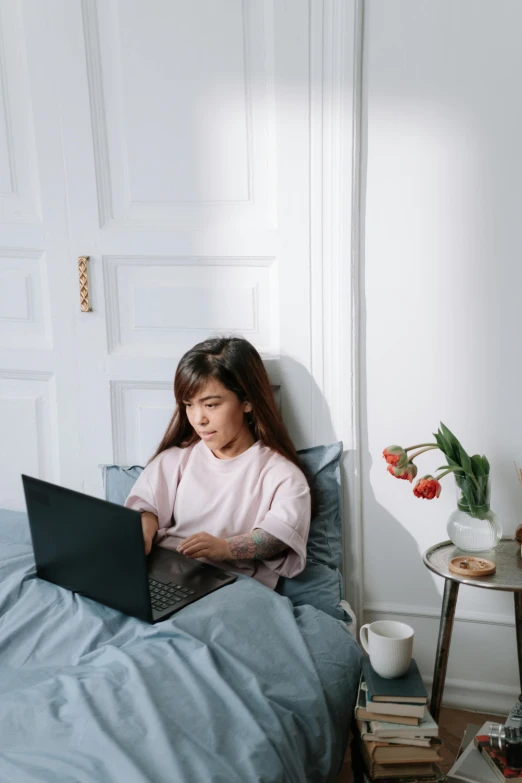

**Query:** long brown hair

left=149, top=336, right=314, bottom=498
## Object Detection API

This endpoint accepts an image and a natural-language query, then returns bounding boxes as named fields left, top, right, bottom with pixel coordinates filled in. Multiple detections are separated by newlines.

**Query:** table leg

left=514, top=593, right=522, bottom=695
left=430, top=578, right=459, bottom=724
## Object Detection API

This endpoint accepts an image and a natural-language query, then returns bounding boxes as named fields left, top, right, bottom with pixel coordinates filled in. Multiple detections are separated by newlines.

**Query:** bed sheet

left=0, top=509, right=362, bottom=783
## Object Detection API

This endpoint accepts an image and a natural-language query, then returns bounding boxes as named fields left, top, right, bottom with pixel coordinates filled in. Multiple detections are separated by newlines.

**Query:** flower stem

left=409, top=446, right=439, bottom=461
left=405, top=443, right=438, bottom=452
left=434, top=469, right=453, bottom=480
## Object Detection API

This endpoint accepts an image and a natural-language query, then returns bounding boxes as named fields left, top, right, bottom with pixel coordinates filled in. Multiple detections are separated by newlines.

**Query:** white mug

left=359, top=620, right=414, bottom=679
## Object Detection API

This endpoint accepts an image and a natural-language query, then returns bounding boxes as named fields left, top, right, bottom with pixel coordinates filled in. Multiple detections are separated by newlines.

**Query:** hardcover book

left=363, top=772, right=446, bottom=783
left=363, top=658, right=429, bottom=705
left=360, top=738, right=441, bottom=780
left=363, top=740, right=443, bottom=764
left=368, top=713, right=439, bottom=739
left=355, top=679, right=421, bottom=726
left=358, top=720, right=440, bottom=747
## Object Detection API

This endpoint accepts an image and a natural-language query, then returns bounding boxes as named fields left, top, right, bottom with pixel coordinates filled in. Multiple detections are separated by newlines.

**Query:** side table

left=423, top=538, right=522, bottom=723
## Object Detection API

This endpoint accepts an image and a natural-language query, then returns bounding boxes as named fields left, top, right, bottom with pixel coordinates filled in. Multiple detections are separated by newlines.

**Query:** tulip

left=383, top=446, right=408, bottom=469
left=413, top=476, right=442, bottom=500
left=387, top=462, right=418, bottom=482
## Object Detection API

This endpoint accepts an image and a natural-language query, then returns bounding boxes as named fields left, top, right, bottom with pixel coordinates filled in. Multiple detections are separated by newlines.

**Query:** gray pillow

left=297, top=442, right=343, bottom=569
left=102, top=464, right=144, bottom=506
left=100, top=441, right=350, bottom=623
left=275, top=559, right=348, bottom=622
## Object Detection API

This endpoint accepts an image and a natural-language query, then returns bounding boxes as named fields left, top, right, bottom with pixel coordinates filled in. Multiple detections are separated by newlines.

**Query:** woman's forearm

left=141, top=511, right=159, bottom=535
left=226, top=528, right=287, bottom=560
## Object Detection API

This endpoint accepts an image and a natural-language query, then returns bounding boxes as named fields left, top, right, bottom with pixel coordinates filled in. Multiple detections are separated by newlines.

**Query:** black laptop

left=21, top=475, right=237, bottom=623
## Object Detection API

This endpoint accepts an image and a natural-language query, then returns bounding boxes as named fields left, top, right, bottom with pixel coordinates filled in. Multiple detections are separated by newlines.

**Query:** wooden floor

left=336, top=706, right=503, bottom=782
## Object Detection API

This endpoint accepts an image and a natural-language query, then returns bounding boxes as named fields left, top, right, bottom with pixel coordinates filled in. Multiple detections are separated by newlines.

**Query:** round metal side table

left=423, top=538, right=522, bottom=723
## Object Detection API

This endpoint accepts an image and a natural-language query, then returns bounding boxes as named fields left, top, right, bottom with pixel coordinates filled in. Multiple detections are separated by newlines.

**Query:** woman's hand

left=141, top=512, right=159, bottom=556
left=177, top=532, right=232, bottom=562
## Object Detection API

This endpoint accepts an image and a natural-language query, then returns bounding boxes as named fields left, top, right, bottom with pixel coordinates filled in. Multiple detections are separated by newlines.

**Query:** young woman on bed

left=124, top=336, right=312, bottom=589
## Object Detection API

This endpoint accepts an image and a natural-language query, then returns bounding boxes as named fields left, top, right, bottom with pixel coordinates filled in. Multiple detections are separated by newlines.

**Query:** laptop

left=21, top=474, right=237, bottom=623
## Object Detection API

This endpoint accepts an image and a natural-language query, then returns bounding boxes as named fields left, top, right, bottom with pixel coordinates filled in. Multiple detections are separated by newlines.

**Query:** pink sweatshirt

left=124, top=439, right=311, bottom=589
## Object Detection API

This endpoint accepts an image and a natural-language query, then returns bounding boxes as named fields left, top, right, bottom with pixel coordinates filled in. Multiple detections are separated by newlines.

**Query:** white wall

left=359, top=0, right=522, bottom=713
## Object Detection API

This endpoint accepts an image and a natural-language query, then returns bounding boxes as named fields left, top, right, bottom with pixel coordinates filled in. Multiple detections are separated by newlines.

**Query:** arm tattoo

left=227, top=528, right=288, bottom=560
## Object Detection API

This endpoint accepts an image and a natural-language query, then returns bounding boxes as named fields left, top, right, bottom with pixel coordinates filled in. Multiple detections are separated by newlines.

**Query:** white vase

left=446, top=473, right=502, bottom=551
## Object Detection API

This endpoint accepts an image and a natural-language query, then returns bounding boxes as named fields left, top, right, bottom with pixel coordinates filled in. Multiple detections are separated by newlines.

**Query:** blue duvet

left=0, top=510, right=361, bottom=783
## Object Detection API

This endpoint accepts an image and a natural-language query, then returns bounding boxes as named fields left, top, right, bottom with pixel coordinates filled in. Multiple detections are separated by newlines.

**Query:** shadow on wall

left=347, top=43, right=441, bottom=647
left=276, top=354, right=442, bottom=628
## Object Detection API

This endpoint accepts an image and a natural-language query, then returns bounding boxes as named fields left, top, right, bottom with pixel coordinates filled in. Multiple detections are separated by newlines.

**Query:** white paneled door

left=1, top=0, right=351, bottom=508
left=0, top=0, right=83, bottom=509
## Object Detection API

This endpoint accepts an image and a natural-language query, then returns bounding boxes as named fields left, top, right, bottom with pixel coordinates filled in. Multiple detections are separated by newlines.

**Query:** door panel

left=0, top=0, right=316, bottom=504
left=0, top=0, right=82, bottom=509
left=58, top=0, right=312, bottom=495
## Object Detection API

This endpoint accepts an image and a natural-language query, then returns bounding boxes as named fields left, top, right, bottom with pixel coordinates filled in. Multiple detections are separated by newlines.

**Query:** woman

left=125, top=336, right=311, bottom=589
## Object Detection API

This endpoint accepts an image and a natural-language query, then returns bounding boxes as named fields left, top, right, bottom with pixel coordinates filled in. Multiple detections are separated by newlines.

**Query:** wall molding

left=103, top=255, right=276, bottom=356
left=110, top=379, right=172, bottom=464
left=0, top=0, right=41, bottom=222
left=81, top=0, right=113, bottom=228
left=310, top=0, right=365, bottom=620
left=0, top=369, right=53, bottom=382
left=348, top=0, right=365, bottom=628
left=424, top=674, right=516, bottom=716
left=364, top=601, right=516, bottom=628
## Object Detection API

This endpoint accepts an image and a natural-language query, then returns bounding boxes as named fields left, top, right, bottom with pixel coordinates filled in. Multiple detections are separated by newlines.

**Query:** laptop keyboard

left=149, top=578, right=196, bottom=612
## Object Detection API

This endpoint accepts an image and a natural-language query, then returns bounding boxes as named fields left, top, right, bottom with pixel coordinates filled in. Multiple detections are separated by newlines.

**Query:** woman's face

left=183, top=378, right=253, bottom=456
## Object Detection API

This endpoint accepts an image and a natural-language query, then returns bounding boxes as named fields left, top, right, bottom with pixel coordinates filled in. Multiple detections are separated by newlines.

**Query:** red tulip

left=387, top=462, right=418, bottom=483
left=413, top=476, right=442, bottom=499
left=383, top=446, right=408, bottom=469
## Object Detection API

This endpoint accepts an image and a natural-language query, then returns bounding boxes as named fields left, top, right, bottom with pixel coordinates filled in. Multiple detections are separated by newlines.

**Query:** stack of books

left=355, top=657, right=445, bottom=782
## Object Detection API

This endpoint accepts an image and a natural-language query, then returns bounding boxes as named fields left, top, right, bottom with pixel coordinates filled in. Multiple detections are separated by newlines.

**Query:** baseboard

left=423, top=674, right=516, bottom=716
left=364, top=601, right=515, bottom=628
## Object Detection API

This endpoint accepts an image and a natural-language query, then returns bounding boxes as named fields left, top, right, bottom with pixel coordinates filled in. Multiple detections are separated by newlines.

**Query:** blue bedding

left=0, top=509, right=362, bottom=783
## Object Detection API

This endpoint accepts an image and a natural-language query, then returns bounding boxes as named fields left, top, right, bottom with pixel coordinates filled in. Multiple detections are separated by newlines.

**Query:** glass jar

left=446, top=474, right=502, bottom=551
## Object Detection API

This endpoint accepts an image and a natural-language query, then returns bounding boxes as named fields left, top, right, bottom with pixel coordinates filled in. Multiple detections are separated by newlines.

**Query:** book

left=363, top=773, right=446, bottom=783
left=363, top=740, right=443, bottom=765
left=368, top=713, right=439, bottom=739
left=363, top=658, right=429, bottom=705
left=360, top=738, right=441, bottom=780
left=448, top=739, right=498, bottom=783
left=365, top=699, right=427, bottom=719
left=474, top=722, right=522, bottom=783
left=358, top=720, right=441, bottom=747
left=356, top=679, right=421, bottom=726
left=456, top=725, right=482, bottom=759
left=363, top=765, right=441, bottom=781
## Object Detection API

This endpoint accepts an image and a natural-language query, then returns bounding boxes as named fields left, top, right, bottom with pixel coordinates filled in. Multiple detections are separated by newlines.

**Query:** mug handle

left=359, top=623, right=371, bottom=654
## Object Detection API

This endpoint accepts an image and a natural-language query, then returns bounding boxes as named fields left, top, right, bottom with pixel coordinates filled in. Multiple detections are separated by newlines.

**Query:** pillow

left=102, top=464, right=144, bottom=507
left=275, top=560, right=349, bottom=622
left=297, top=442, right=343, bottom=569
left=276, top=441, right=351, bottom=623
left=100, top=441, right=351, bottom=623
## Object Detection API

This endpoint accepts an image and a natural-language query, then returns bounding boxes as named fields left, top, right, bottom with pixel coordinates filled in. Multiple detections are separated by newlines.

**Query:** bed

left=0, top=506, right=361, bottom=783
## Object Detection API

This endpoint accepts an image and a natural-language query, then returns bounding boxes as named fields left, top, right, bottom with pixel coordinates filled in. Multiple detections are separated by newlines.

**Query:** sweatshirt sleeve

left=124, top=449, right=184, bottom=533
left=255, top=469, right=311, bottom=579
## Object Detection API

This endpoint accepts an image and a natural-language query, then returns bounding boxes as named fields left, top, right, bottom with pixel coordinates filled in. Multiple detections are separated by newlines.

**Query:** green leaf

left=471, top=455, right=485, bottom=476
left=458, top=444, right=473, bottom=476
left=439, top=423, right=462, bottom=460
left=434, top=432, right=452, bottom=459
left=435, top=465, right=464, bottom=473
left=460, top=478, right=477, bottom=508
left=440, top=422, right=460, bottom=448
left=445, top=455, right=461, bottom=467
left=482, top=455, right=490, bottom=474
